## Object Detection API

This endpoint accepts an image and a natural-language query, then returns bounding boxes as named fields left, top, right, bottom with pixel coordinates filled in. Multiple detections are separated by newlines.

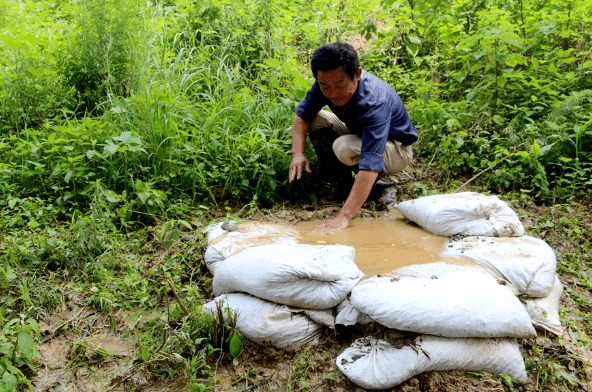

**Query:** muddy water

left=295, top=210, right=473, bottom=276
left=210, top=214, right=474, bottom=276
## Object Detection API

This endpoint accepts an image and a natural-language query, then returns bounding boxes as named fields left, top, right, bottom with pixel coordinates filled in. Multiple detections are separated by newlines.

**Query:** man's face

left=317, top=66, right=362, bottom=107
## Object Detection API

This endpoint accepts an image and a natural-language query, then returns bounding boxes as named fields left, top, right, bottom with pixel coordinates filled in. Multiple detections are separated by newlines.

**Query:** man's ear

left=355, top=67, right=362, bottom=81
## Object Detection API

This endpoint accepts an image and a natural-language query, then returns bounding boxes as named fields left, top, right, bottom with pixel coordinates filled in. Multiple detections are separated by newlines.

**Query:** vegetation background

left=0, top=0, right=590, bottom=390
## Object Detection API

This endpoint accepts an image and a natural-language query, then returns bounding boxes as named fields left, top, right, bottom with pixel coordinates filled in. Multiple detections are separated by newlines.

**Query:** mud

left=295, top=210, right=476, bottom=276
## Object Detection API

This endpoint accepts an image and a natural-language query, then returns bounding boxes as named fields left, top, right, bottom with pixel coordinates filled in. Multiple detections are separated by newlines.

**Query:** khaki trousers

left=309, top=110, right=413, bottom=174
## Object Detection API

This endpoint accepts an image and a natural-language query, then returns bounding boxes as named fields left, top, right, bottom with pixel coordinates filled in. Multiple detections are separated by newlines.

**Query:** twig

left=427, top=149, right=438, bottom=168
left=167, top=278, right=191, bottom=317
left=401, top=170, right=413, bottom=180
left=81, top=312, right=99, bottom=339
left=451, top=155, right=511, bottom=193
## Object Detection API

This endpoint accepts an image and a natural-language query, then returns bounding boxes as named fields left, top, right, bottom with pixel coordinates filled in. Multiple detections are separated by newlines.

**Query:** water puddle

left=294, top=210, right=474, bottom=275
left=211, top=213, right=475, bottom=276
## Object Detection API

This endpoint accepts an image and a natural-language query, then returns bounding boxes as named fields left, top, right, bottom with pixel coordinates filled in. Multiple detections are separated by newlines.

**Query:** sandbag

left=525, top=274, right=564, bottom=336
left=336, top=336, right=528, bottom=389
left=213, top=243, right=363, bottom=309
left=203, top=222, right=298, bottom=274
left=350, top=266, right=536, bottom=338
left=303, top=309, right=336, bottom=329
left=396, top=192, right=524, bottom=237
left=204, top=221, right=233, bottom=244
left=203, top=293, right=322, bottom=351
left=335, top=298, right=374, bottom=326
left=443, top=235, right=557, bottom=297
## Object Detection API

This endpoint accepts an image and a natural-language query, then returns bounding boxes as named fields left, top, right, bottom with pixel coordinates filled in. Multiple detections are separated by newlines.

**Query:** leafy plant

left=0, top=313, right=41, bottom=391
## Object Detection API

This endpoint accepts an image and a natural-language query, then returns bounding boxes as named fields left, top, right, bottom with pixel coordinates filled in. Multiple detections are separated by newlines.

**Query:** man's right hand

left=289, top=154, right=312, bottom=183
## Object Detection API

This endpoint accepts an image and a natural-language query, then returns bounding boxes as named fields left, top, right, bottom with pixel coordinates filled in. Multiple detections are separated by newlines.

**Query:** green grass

left=0, top=0, right=592, bottom=389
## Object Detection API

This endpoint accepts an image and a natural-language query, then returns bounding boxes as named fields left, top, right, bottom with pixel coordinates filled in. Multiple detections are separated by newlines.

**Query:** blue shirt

left=295, top=70, right=418, bottom=172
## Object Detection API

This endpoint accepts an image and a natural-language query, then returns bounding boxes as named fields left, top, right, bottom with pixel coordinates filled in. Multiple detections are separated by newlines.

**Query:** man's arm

left=289, top=115, right=312, bottom=183
left=316, top=169, right=378, bottom=233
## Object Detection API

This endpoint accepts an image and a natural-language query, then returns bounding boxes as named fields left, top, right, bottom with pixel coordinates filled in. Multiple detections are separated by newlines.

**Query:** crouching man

left=289, top=42, right=418, bottom=233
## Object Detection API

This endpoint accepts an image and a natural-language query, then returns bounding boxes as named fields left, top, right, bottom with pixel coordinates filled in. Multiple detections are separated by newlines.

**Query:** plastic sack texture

left=203, top=222, right=297, bottom=274
left=335, top=298, right=374, bottom=326
left=442, top=235, right=557, bottom=297
left=337, top=336, right=528, bottom=389
left=524, top=275, right=564, bottom=336
left=203, top=293, right=322, bottom=351
left=213, top=243, right=363, bottom=309
left=395, top=192, right=524, bottom=237
left=350, top=268, right=536, bottom=338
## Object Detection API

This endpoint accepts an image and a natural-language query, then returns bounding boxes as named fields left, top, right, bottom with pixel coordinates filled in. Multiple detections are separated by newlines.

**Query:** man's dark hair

left=311, top=42, right=360, bottom=80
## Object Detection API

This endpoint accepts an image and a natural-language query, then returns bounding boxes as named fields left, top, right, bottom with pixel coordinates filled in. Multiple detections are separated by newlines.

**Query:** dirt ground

left=32, top=167, right=592, bottom=392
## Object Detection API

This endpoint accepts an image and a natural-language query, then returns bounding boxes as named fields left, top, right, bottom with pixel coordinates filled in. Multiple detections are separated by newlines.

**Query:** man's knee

left=332, top=135, right=362, bottom=166
left=310, top=110, right=349, bottom=136
left=384, top=142, right=413, bottom=174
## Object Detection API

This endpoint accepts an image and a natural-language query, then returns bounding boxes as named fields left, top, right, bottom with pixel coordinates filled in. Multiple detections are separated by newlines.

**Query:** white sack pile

left=350, top=266, right=536, bottom=338
left=441, top=235, right=563, bottom=336
left=442, top=235, right=557, bottom=297
left=338, top=190, right=564, bottom=389
left=201, top=192, right=563, bottom=388
left=204, top=222, right=297, bottom=274
left=524, top=275, right=564, bottom=336
left=337, top=336, right=528, bottom=390
left=203, top=293, right=322, bottom=351
left=213, top=243, right=363, bottom=309
left=396, top=192, right=524, bottom=237
left=202, top=222, right=363, bottom=350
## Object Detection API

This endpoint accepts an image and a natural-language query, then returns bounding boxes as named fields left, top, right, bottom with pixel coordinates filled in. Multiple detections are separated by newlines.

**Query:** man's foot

left=369, top=173, right=397, bottom=211
left=379, top=185, right=398, bottom=209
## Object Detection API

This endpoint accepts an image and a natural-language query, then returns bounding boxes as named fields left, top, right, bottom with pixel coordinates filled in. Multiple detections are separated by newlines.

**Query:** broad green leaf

left=422, top=92, right=429, bottom=104
left=407, top=35, right=421, bottom=44
left=86, top=150, right=99, bottom=159
left=466, top=91, right=477, bottom=101
left=103, top=189, right=121, bottom=203
left=263, top=58, right=281, bottom=68
left=135, top=181, right=147, bottom=192
left=26, top=161, right=45, bottom=168
left=140, top=348, right=151, bottom=362
left=110, top=106, right=128, bottom=114
left=2, top=372, right=17, bottom=388
left=405, top=44, right=419, bottom=57
left=538, top=143, right=556, bottom=156
left=229, top=332, right=243, bottom=358
left=530, top=141, right=541, bottom=158
left=531, top=57, right=539, bottom=69
left=8, top=199, right=17, bottom=209
left=137, top=191, right=150, bottom=203
left=178, top=219, right=192, bottom=230
left=493, top=115, right=504, bottom=125
left=494, top=54, right=506, bottom=64
left=103, top=140, right=119, bottom=156
left=113, top=131, right=141, bottom=145
left=17, top=330, right=35, bottom=361
left=469, top=63, right=482, bottom=73
left=4, top=266, right=17, bottom=281
left=64, top=171, right=73, bottom=184
left=446, top=119, right=455, bottom=128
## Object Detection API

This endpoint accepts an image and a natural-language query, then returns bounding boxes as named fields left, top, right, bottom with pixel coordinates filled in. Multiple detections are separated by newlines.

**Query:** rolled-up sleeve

left=358, top=102, right=391, bottom=172
left=295, top=81, right=328, bottom=122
